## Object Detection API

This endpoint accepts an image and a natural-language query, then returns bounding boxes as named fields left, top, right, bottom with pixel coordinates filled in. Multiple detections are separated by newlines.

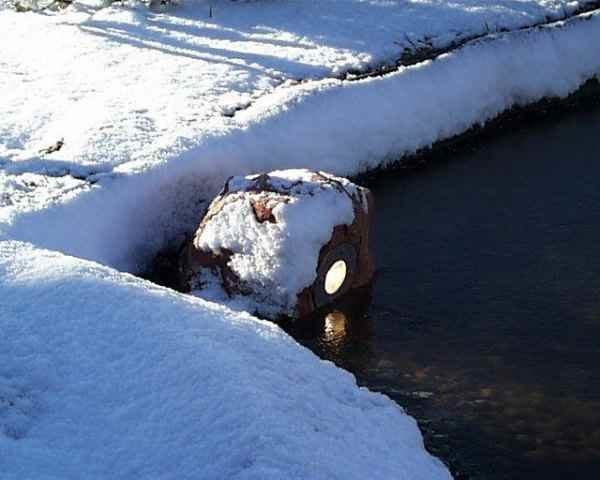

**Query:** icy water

left=284, top=104, right=600, bottom=479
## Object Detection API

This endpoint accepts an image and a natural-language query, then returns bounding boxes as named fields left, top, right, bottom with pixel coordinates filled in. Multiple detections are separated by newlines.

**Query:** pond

left=284, top=101, right=600, bottom=479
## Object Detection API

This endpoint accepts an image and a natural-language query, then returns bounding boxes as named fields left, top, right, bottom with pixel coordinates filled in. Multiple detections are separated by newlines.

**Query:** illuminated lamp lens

left=324, top=260, right=347, bottom=295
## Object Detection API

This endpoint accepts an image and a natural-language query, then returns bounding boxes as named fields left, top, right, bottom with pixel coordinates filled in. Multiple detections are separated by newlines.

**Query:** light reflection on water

left=283, top=104, right=600, bottom=479
left=286, top=293, right=600, bottom=479
left=323, top=311, right=347, bottom=341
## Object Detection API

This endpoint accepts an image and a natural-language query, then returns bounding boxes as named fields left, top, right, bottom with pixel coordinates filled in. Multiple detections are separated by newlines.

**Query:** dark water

left=285, top=105, right=600, bottom=479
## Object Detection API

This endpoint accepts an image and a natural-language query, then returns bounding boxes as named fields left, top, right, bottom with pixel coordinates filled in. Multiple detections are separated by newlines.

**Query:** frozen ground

left=2, top=1, right=600, bottom=479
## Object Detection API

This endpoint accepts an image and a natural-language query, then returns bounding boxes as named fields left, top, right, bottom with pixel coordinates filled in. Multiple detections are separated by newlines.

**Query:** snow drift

left=0, top=241, right=451, bottom=480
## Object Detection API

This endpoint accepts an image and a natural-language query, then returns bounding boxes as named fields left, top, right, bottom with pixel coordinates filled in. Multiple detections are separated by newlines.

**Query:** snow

left=1, top=1, right=598, bottom=178
left=2, top=1, right=600, bottom=478
left=0, top=240, right=451, bottom=480
left=191, top=170, right=359, bottom=317
left=2, top=7, right=599, bottom=273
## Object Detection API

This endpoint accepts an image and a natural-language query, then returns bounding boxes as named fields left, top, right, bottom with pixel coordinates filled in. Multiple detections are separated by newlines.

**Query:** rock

left=179, top=169, right=375, bottom=319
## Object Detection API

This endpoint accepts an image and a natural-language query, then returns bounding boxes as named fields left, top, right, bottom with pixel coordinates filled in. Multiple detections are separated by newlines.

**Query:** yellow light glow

left=324, top=260, right=347, bottom=295
left=324, top=311, right=347, bottom=340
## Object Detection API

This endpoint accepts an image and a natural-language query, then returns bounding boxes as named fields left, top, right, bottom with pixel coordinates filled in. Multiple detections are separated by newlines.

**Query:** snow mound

left=0, top=241, right=451, bottom=480
left=190, top=170, right=363, bottom=317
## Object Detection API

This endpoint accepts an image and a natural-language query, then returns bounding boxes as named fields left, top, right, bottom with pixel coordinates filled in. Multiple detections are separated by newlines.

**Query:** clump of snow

left=192, top=170, right=359, bottom=316
left=0, top=241, right=452, bottom=480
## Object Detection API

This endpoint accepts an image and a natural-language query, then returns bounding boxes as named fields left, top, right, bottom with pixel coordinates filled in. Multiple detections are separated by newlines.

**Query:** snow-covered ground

left=1, top=241, right=452, bottom=479
left=2, top=1, right=600, bottom=478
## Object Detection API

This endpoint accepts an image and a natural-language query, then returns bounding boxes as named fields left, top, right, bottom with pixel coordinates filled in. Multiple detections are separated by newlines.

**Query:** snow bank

left=0, top=240, right=451, bottom=480
left=2, top=1, right=598, bottom=181
left=3, top=9, right=599, bottom=272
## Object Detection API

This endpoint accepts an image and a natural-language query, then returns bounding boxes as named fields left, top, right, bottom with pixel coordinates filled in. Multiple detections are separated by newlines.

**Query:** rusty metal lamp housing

left=179, top=170, right=375, bottom=319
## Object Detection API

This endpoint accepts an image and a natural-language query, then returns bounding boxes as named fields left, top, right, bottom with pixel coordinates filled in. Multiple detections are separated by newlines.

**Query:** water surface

left=285, top=104, right=600, bottom=479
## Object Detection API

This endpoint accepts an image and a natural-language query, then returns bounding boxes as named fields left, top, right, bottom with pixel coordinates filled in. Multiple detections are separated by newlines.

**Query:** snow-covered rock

left=182, top=169, right=375, bottom=318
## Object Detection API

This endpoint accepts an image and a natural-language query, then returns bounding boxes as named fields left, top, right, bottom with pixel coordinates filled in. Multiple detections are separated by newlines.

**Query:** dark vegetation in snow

left=345, top=2, right=600, bottom=81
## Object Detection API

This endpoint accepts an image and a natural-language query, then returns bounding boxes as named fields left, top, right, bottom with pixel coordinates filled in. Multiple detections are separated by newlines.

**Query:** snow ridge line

left=220, top=8, right=600, bottom=121
left=344, top=1, right=600, bottom=80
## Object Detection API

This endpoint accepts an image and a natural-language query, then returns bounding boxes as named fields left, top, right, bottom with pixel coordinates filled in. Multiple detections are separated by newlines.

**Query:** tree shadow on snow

left=78, top=17, right=329, bottom=81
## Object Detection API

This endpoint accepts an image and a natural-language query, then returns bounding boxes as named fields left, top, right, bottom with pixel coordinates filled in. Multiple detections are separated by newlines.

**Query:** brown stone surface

left=250, top=198, right=277, bottom=223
